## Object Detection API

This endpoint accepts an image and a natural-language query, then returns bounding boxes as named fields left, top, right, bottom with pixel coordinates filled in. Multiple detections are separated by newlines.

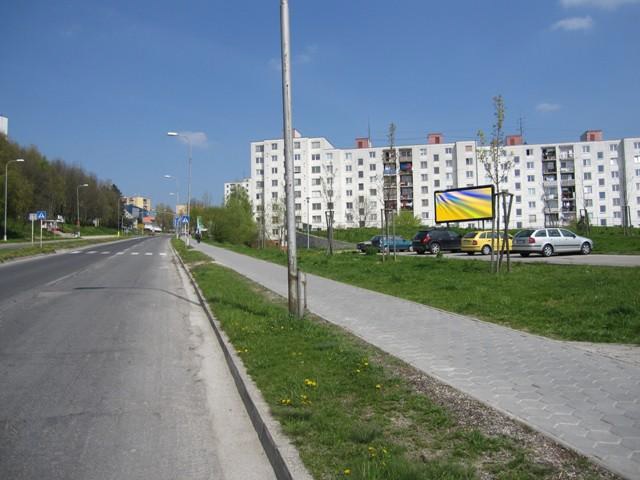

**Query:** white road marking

left=145, top=252, right=153, bottom=256
left=70, top=251, right=81, bottom=254
left=87, top=251, right=97, bottom=254
left=131, top=252, right=139, bottom=256
left=159, top=253, right=167, bottom=257
left=101, top=251, right=110, bottom=255
left=116, top=252, right=125, bottom=255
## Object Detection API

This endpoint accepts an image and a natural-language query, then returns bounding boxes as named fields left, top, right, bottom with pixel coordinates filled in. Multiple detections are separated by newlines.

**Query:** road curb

left=171, top=244, right=313, bottom=480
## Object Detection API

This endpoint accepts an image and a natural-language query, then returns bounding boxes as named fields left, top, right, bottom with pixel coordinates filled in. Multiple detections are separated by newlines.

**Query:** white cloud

left=551, top=16, right=594, bottom=30
left=536, top=103, right=562, bottom=112
left=177, top=132, right=208, bottom=148
left=560, top=0, right=640, bottom=9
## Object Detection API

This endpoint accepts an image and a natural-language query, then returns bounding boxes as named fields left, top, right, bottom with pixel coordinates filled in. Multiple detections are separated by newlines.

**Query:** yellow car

left=461, top=231, right=513, bottom=255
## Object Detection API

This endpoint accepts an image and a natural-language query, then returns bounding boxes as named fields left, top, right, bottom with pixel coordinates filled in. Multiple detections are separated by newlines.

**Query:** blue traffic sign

left=180, top=215, right=190, bottom=224
left=36, top=210, right=47, bottom=220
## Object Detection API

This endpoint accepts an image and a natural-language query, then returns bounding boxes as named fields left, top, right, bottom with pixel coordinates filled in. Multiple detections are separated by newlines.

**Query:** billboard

left=434, top=185, right=494, bottom=223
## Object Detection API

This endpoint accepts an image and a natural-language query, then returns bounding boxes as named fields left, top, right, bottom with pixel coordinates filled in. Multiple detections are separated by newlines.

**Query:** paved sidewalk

left=195, top=243, right=640, bottom=479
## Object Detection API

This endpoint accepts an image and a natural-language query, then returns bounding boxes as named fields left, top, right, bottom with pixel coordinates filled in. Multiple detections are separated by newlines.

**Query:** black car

left=357, top=235, right=383, bottom=252
left=412, top=229, right=462, bottom=254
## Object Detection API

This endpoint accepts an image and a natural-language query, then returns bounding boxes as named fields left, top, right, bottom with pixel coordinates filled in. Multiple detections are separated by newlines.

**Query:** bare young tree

left=321, top=160, right=337, bottom=255
left=477, top=95, right=514, bottom=273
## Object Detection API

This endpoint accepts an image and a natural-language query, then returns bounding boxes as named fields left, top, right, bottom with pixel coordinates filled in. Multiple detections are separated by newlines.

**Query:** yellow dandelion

left=343, top=468, right=351, bottom=476
left=375, top=384, right=382, bottom=389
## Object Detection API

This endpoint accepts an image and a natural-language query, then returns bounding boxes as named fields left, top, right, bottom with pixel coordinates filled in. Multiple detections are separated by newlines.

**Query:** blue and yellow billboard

left=434, top=185, right=494, bottom=223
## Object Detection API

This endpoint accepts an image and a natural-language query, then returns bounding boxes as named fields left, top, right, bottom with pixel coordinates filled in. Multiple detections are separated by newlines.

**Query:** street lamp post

left=167, top=132, right=192, bottom=245
left=163, top=174, right=180, bottom=238
left=76, top=183, right=89, bottom=237
left=3, top=158, right=25, bottom=242
left=306, top=196, right=310, bottom=249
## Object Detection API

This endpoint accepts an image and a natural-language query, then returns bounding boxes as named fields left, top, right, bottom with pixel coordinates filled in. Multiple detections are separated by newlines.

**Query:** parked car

left=412, top=229, right=462, bottom=254
left=461, top=230, right=513, bottom=255
left=379, top=236, right=412, bottom=252
left=512, top=228, right=593, bottom=257
left=357, top=235, right=412, bottom=252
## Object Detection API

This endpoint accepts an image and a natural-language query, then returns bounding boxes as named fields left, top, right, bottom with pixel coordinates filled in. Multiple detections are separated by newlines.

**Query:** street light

left=163, top=174, right=180, bottom=238
left=167, top=131, right=192, bottom=245
left=3, top=158, right=25, bottom=241
left=76, top=183, right=89, bottom=237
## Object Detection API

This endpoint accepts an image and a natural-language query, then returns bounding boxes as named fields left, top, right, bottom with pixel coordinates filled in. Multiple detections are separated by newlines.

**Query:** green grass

left=174, top=247, right=609, bottom=479
left=210, top=242, right=640, bottom=344
left=171, top=238, right=211, bottom=264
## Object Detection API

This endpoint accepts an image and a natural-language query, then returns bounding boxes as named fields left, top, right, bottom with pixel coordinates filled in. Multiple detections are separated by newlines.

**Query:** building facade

left=122, top=195, right=152, bottom=212
left=224, top=178, right=250, bottom=202
left=249, top=131, right=640, bottom=238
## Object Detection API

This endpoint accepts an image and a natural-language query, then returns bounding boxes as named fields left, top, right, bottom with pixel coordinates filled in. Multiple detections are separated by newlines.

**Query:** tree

left=477, top=95, right=514, bottom=273
left=321, top=160, right=337, bottom=255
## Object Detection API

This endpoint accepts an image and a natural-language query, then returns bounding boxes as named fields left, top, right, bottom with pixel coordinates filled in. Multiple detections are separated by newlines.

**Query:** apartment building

left=122, top=195, right=152, bottom=212
left=224, top=178, right=250, bottom=202
left=249, top=130, right=640, bottom=239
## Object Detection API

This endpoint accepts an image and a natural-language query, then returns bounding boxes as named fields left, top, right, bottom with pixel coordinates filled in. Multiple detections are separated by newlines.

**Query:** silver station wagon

left=512, top=228, right=594, bottom=257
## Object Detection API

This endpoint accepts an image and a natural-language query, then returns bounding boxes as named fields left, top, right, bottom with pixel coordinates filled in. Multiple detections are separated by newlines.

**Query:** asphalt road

left=0, top=235, right=275, bottom=480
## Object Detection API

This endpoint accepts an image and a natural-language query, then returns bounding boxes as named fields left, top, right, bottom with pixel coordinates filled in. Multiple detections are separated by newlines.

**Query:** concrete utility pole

left=167, top=132, right=192, bottom=245
left=76, top=183, right=89, bottom=237
left=280, top=0, right=301, bottom=317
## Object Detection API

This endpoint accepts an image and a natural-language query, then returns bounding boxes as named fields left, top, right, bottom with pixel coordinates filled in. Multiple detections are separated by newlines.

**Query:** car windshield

left=515, top=230, right=534, bottom=238
left=463, top=232, right=477, bottom=238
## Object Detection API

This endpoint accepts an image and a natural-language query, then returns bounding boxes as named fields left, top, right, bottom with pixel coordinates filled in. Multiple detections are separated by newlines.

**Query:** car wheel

left=481, top=245, right=492, bottom=256
left=542, top=244, right=554, bottom=257
left=429, top=242, right=441, bottom=255
left=580, top=242, right=592, bottom=255
left=519, top=252, right=530, bottom=257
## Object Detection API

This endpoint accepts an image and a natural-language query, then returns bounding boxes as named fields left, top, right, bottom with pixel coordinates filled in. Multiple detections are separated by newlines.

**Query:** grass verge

left=174, top=244, right=614, bottom=479
left=206, top=242, right=640, bottom=345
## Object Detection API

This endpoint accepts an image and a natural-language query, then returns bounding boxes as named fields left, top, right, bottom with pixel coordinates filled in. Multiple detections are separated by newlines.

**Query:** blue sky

left=1, top=0, right=639, bottom=208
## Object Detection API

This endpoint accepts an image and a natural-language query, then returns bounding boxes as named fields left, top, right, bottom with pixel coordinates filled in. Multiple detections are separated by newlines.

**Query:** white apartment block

left=224, top=178, right=250, bottom=202
left=249, top=130, right=640, bottom=239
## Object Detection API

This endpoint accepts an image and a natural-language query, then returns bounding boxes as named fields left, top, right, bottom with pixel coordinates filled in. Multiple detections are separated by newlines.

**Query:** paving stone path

left=196, top=243, right=640, bottom=479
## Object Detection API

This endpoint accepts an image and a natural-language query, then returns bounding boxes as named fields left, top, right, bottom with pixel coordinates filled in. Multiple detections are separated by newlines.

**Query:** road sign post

left=36, top=211, right=46, bottom=248
left=29, top=213, right=37, bottom=244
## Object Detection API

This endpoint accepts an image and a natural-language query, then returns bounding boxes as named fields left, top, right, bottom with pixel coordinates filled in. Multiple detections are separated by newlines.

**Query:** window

left=312, top=154, right=320, bottom=161
left=582, top=146, right=590, bottom=153
left=446, top=159, right=453, bottom=167
left=272, top=192, right=278, bottom=199
left=598, top=178, right=605, bottom=186
left=312, top=203, right=321, bottom=210
left=611, top=171, right=619, bottom=179
left=370, top=213, right=378, bottom=221
left=421, top=199, right=429, bottom=206
left=295, top=191, right=301, bottom=198
left=358, top=171, right=364, bottom=178
left=312, top=190, right=321, bottom=198
left=526, top=149, right=533, bottom=156
left=344, top=152, right=353, bottom=160
left=515, top=182, right=521, bottom=190
left=294, top=166, right=301, bottom=174
left=257, top=169, right=264, bottom=175
left=610, top=158, right=618, bottom=165
left=612, top=184, right=620, bottom=192
left=369, top=151, right=376, bottom=158
left=311, top=141, right=321, bottom=149
left=421, top=186, right=429, bottom=194
left=610, top=144, right=618, bottom=152
left=327, top=178, right=333, bottom=185
left=311, top=166, right=320, bottom=173
left=370, top=189, right=377, bottom=196
left=446, top=172, right=453, bottom=180
left=634, top=142, right=640, bottom=150
left=312, top=215, right=321, bottom=223
left=597, top=152, right=603, bottom=160
left=600, top=206, right=606, bottom=213
left=369, top=176, right=377, bottom=183
left=369, top=164, right=377, bottom=171
left=513, top=155, right=520, bottom=164
left=528, top=188, right=535, bottom=196
left=434, top=180, right=440, bottom=187
left=346, top=177, right=352, bottom=184
left=585, top=199, right=593, bottom=207
left=585, top=185, right=592, bottom=194
left=528, top=201, right=536, bottom=208
left=466, top=158, right=473, bottom=166
left=419, top=148, right=427, bottom=156
left=346, top=165, right=352, bottom=172
left=256, top=181, right=264, bottom=188
left=529, top=214, right=536, bottom=223
left=346, top=190, right=353, bottom=197
left=434, top=167, right=440, bottom=174
left=312, top=178, right=321, bottom=185
left=294, top=154, right=301, bottom=161
left=272, top=167, right=278, bottom=174
left=527, top=175, right=535, bottom=182
left=294, top=178, right=301, bottom=186
left=271, top=155, right=278, bottom=162
left=515, top=195, right=521, bottom=203
left=614, top=211, right=621, bottom=219
left=255, top=145, right=264, bottom=153
left=326, top=153, right=333, bottom=160
left=584, top=172, right=592, bottom=180
left=613, top=198, right=621, bottom=206
left=294, top=141, right=300, bottom=149
left=295, top=203, right=301, bottom=210
left=256, top=193, right=262, bottom=200
left=358, top=158, right=364, bottom=166
left=421, top=174, right=429, bottom=181
left=445, top=147, right=453, bottom=154
left=465, top=145, right=473, bottom=152
left=526, top=161, right=534, bottom=169
left=583, top=158, right=591, bottom=167
left=271, top=180, right=278, bottom=186
left=420, top=161, right=428, bottom=169
left=466, top=171, right=474, bottom=179
left=599, top=192, right=606, bottom=199
left=516, top=208, right=522, bottom=216
left=255, top=157, right=264, bottom=164
left=346, top=202, right=353, bottom=209
left=514, top=169, right=521, bottom=177
left=358, top=183, right=364, bottom=191
left=271, top=143, right=278, bottom=150
left=433, top=154, right=439, bottom=162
